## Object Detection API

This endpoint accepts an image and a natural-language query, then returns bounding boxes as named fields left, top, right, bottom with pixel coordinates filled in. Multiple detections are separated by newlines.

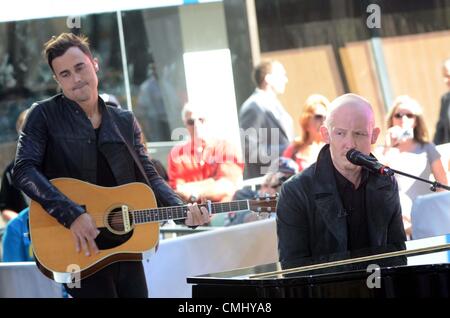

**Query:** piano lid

left=187, top=233, right=450, bottom=285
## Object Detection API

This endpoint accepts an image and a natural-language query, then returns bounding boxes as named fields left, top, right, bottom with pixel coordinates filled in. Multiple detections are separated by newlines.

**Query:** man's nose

left=73, top=72, right=82, bottom=82
left=345, top=134, right=357, bottom=149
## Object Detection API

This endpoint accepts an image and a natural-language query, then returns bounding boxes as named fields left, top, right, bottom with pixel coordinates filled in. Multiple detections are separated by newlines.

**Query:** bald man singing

left=276, top=94, right=406, bottom=267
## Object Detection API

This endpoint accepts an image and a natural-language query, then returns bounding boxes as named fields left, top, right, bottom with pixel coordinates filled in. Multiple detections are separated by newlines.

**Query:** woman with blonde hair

left=377, top=95, right=448, bottom=237
left=282, top=94, right=329, bottom=171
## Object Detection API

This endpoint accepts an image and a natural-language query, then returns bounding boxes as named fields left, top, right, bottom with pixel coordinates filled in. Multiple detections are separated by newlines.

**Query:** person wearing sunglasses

left=376, top=95, right=448, bottom=237
left=167, top=102, right=244, bottom=204
left=283, top=94, right=329, bottom=171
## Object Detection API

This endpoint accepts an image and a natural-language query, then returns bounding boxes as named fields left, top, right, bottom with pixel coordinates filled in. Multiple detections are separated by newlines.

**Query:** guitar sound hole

left=95, top=227, right=133, bottom=250
left=107, top=207, right=134, bottom=232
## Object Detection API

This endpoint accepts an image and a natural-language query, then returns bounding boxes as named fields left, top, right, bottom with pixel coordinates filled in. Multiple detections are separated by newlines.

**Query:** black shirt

left=95, top=128, right=117, bottom=187
left=333, top=166, right=370, bottom=251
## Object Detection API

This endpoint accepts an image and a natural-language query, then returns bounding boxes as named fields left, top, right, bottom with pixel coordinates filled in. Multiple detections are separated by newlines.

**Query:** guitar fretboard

left=131, top=200, right=250, bottom=224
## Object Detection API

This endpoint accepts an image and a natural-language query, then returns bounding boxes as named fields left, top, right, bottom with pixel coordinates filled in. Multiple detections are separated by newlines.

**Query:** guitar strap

left=109, top=110, right=152, bottom=188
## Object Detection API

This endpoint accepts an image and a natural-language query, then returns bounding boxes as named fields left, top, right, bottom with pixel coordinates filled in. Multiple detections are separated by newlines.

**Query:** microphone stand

left=388, top=168, right=450, bottom=192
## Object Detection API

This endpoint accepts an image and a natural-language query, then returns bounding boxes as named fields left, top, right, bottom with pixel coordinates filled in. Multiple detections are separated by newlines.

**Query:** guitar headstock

left=248, top=194, right=278, bottom=214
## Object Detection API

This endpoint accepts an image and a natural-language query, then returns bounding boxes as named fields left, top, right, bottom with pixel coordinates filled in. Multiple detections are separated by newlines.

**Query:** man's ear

left=371, top=127, right=381, bottom=144
left=320, top=125, right=330, bottom=144
left=93, top=57, right=99, bottom=72
left=53, top=74, right=59, bottom=85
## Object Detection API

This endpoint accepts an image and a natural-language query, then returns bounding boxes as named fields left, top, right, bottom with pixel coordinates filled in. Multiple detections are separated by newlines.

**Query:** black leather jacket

left=13, top=94, right=183, bottom=228
left=276, top=144, right=406, bottom=268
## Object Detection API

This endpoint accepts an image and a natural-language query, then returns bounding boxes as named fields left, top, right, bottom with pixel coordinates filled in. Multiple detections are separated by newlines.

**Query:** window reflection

left=122, top=8, right=186, bottom=142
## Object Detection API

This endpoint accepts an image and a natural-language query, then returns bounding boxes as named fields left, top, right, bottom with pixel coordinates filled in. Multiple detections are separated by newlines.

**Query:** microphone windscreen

left=346, top=149, right=359, bottom=163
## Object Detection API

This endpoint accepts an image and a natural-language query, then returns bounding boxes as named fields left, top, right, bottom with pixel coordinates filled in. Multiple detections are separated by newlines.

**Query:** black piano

left=187, top=234, right=450, bottom=298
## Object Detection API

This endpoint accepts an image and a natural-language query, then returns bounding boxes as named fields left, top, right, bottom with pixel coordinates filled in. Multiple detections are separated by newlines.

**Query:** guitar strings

left=92, top=210, right=189, bottom=225
left=90, top=200, right=270, bottom=225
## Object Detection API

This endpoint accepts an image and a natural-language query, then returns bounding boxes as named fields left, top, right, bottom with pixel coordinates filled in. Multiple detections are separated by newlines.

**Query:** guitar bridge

left=121, top=205, right=131, bottom=232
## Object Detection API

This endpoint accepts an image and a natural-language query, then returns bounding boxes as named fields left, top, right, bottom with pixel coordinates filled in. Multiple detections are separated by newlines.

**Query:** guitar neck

left=131, top=200, right=251, bottom=224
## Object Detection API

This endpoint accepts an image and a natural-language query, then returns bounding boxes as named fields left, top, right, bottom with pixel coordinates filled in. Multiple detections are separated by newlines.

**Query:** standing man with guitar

left=12, top=33, right=209, bottom=298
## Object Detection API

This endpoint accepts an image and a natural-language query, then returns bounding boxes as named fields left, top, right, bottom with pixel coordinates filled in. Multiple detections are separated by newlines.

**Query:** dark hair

left=253, top=60, right=274, bottom=88
left=43, top=33, right=92, bottom=72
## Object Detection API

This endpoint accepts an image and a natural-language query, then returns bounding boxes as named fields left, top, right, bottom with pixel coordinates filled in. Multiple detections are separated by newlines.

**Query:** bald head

left=325, top=93, right=375, bottom=130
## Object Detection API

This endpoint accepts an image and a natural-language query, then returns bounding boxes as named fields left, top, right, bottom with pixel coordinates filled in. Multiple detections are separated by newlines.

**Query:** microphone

left=346, top=149, right=394, bottom=176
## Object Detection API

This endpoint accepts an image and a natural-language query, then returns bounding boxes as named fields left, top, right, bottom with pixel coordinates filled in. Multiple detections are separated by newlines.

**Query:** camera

left=393, top=127, right=414, bottom=142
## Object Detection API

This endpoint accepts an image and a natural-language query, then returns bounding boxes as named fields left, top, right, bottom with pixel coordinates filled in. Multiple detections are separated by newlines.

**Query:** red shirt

left=167, top=139, right=244, bottom=189
left=282, top=143, right=306, bottom=171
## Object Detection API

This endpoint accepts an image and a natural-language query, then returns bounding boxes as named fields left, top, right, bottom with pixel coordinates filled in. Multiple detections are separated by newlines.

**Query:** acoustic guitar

left=29, top=178, right=278, bottom=283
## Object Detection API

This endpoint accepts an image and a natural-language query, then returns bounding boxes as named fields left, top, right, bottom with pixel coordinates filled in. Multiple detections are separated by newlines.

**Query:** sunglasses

left=313, top=114, right=326, bottom=121
left=393, top=113, right=415, bottom=119
left=186, top=118, right=205, bottom=126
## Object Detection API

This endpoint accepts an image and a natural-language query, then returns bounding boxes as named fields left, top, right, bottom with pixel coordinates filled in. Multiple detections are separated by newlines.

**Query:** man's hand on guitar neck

left=70, top=213, right=100, bottom=256
left=185, top=203, right=210, bottom=227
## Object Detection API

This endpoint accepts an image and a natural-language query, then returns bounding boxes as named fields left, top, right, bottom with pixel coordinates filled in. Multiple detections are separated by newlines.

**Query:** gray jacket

left=239, top=89, right=293, bottom=179
left=276, top=144, right=406, bottom=268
